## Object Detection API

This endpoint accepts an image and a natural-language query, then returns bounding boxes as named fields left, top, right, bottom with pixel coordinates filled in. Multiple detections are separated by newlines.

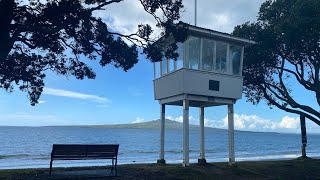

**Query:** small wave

left=205, top=148, right=226, bottom=153
left=31, top=156, right=51, bottom=160
left=123, top=150, right=181, bottom=155
left=166, top=150, right=183, bottom=154
left=136, top=151, right=158, bottom=154
left=143, top=149, right=226, bottom=154
left=0, top=154, right=30, bottom=159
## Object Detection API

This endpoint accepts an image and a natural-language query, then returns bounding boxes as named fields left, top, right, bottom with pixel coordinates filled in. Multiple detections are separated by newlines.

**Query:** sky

left=1, top=0, right=319, bottom=134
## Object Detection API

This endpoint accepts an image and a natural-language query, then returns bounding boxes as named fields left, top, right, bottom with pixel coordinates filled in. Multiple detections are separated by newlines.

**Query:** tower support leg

left=228, top=104, right=235, bottom=166
left=157, top=104, right=166, bottom=164
left=183, top=100, right=190, bottom=167
left=198, top=107, right=206, bottom=165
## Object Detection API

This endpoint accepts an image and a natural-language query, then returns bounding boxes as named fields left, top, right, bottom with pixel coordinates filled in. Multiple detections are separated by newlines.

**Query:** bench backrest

left=51, top=144, right=119, bottom=160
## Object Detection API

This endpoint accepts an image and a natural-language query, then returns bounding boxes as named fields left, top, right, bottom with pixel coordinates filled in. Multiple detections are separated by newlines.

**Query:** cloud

left=92, top=0, right=263, bottom=43
left=43, top=88, right=111, bottom=104
left=204, top=118, right=216, bottom=127
left=166, top=116, right=174, bottom=121
left=93, top=1, right=157, bottom=40
left=38, top=100, right=46, bottom=104
left=181, top=0, right=264, bottom=33
left=132, top=117, right=145, bottom=124
left=213, top=14, right=229, bottom=26
left=165, top=114, right=302, bottom=133
left=219, top=114, right=300, bottom=132
left=166, top=115, right=197, bottom=124
left=278, top=116, right=300, bottom=129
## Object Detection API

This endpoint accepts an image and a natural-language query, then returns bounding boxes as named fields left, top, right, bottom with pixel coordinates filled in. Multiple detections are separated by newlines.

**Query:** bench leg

left=49, top=159, right=53, bottom=176
left=115, top=158, right=117, bottom=176
left=111, top=159, right=114, bottom=173
left=109, top=159, right=117, bottom=176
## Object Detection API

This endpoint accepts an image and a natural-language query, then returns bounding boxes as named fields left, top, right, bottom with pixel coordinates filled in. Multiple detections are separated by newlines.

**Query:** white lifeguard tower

left=153, top=23, right=255, bottom=166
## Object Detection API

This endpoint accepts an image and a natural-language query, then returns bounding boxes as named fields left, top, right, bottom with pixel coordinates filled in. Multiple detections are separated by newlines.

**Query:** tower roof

left=184, top=22, right=255, bottom=46
left=154, top=22, right=255, bottom=48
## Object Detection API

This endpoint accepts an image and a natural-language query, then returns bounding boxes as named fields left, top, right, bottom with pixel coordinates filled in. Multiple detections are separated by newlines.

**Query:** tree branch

left=17, top=37, right=37, bottom=49
left=108, top=32, right=150, bottom=47
left=276, top=58, right=320, bottom=118
left=138, top=0, right=162, bottom=25
left=265, top=83, right=288, bottom=102
left=314, top=63, right=320, bottom=105
left=273, top=66, right=315, bottom=91
left=261, top=85, right=320, bottom=126
left=89, top=0, right=123, bottom=12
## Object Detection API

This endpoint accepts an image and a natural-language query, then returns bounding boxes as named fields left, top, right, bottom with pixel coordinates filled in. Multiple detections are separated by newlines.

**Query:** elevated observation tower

left=153, top=23, right=255, bottom=166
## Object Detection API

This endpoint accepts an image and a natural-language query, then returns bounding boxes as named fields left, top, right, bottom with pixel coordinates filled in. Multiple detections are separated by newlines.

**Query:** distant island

left=46, top=119, right=283, bottom=134
left=70, top=119, right=197, bottom=129
left=60, top=119, right=226, bottom=131
left=1, top=119, right=282, bottom=134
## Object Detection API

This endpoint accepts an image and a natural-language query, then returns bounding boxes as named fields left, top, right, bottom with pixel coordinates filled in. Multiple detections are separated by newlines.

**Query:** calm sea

left=0, top=126, right=319, bottom=169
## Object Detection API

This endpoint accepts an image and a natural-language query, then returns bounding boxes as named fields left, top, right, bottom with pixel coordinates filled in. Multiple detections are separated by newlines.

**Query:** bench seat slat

left=53, top=157, right=117, bottom=160
left=53, top=155, right=117, bottom=159
left=51, top=144, right=119, bottom=161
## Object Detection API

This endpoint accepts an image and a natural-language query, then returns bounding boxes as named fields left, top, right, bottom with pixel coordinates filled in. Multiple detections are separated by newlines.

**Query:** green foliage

left=0, top=0, right=187, bottom=105
left=233, top=0, right=320, bottom=125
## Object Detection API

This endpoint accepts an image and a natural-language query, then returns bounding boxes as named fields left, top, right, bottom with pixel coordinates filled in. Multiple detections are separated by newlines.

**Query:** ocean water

left=0, top=126, right=319, bottom=169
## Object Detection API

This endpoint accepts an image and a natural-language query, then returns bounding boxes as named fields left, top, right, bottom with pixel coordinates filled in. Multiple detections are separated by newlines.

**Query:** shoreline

left=0, top=158, right=319, bottom=179
left=1, top=154, right=319, bottom=170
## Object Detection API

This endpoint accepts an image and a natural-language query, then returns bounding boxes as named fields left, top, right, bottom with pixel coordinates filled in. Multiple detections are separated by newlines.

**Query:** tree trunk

left=0, top=0, right=15, bottom=62
left=300, top=116, right=308, bottom=158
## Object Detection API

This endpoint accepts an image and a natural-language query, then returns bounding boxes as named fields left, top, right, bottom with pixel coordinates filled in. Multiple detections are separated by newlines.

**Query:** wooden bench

left=49, top=144, right=119, bottom=176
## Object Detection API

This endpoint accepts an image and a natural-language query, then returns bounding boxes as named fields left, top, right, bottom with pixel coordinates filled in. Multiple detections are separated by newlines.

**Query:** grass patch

left=0, top=159, right=319, bottom=179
